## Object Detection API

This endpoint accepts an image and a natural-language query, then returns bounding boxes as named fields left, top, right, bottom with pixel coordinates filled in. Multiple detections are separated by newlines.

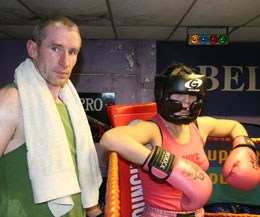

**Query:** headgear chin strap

left=155, top=70, right=207, bottom=124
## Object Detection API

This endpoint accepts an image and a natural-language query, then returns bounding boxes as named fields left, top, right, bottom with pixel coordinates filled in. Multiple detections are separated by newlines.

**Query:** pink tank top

left=138, top=115, right=209, bottom=211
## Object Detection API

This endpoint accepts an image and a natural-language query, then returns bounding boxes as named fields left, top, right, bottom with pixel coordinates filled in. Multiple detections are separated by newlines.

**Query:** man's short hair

left=32, top=16, right=81, bottom=46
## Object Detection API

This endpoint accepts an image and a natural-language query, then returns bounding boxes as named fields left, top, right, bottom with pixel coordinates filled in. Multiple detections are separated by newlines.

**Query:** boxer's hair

left=161, top=62, right=200, bottom=76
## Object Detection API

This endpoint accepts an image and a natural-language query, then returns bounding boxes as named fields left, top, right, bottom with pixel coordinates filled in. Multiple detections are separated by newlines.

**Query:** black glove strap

left=232, top=136, right=256, bottom=154
left=147, top=146, right=175, bottom=181
left=233, top=144, right=256, bottom=154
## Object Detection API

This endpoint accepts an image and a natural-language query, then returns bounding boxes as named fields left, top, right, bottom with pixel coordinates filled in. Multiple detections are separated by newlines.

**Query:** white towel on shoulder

left=14, top=58, right=102, bottom=217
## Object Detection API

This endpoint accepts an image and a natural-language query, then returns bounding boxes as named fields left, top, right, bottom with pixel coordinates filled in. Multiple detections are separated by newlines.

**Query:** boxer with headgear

left=101, top=62, right=260, bottom=217
left=155, top=63, right=207, bottom=124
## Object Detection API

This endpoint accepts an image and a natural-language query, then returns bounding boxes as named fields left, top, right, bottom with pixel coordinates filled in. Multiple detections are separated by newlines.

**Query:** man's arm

left=86, top=204, right=103, bottom=217
left=0, top=86, right=20, bottom=157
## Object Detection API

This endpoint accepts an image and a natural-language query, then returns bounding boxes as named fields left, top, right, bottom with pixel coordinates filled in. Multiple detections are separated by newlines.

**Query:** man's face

left=31, top=23, right=81, bottom=88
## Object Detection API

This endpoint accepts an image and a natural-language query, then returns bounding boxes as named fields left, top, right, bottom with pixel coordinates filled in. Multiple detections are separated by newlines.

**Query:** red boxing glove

left=222, top=136, right=260, bottom=191
left=142, top=146, right=212, bottom=211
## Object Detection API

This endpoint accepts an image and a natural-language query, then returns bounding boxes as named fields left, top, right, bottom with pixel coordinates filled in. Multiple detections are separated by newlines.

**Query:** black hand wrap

left=145, top=146, right=176, bottom=181
left=233, top=136, right=256, bottom=154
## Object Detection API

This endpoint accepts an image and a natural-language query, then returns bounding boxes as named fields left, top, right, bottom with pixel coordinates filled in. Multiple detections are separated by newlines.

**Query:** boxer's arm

left=197, top=116, right=248, bottom=141
left=100, top=120, right=161, bottom=165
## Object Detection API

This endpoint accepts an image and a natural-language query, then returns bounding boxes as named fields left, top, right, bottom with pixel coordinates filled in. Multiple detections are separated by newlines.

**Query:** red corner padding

left=107, top=103, right=157, bottom=217
left=107, top=102, right=157, bottom=127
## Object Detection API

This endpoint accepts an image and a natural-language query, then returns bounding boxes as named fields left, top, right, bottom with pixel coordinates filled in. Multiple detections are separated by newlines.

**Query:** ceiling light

left=210, top=35, right=218, bottom=44
left=199, top=35, right=209, bottom=44
left=190, top=34, right=199, bottom=44
left=187, top=34, right=228, bottom=46
left=187, top=27, right=229, bottom=46
left=218, top=34, right=228, bottom=44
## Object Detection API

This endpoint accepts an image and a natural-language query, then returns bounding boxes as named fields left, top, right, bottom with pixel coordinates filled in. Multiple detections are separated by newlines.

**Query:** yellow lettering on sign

left=219, top=150, right=228, bottom=164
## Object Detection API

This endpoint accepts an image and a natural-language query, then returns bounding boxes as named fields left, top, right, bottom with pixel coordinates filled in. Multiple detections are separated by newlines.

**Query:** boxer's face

left=170, top=94, right=197, bottom=115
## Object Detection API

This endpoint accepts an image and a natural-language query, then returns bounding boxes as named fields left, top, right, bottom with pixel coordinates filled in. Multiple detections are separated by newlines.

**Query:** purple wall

left=0, top=40, right=28, bottom=86
left=0, top=39, right=156, bottom=104
left=71, top=40, right=156, bottom=104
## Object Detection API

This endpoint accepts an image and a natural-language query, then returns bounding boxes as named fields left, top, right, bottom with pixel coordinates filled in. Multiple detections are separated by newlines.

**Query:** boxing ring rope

left=105, top=152, right=121, bottom=217
left=207, top=137, right=260, bottom=144
left=105, top=137, right=260, bottom=217
left=204, top=213, right=260, bottom=217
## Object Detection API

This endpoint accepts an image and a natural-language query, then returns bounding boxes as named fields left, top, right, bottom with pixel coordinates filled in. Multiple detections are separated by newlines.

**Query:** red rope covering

left=251, top=138, right=260, bottom=144
left=208, top=137, right=260, bottom=144
left=205, top=214, right=260, bottom=217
